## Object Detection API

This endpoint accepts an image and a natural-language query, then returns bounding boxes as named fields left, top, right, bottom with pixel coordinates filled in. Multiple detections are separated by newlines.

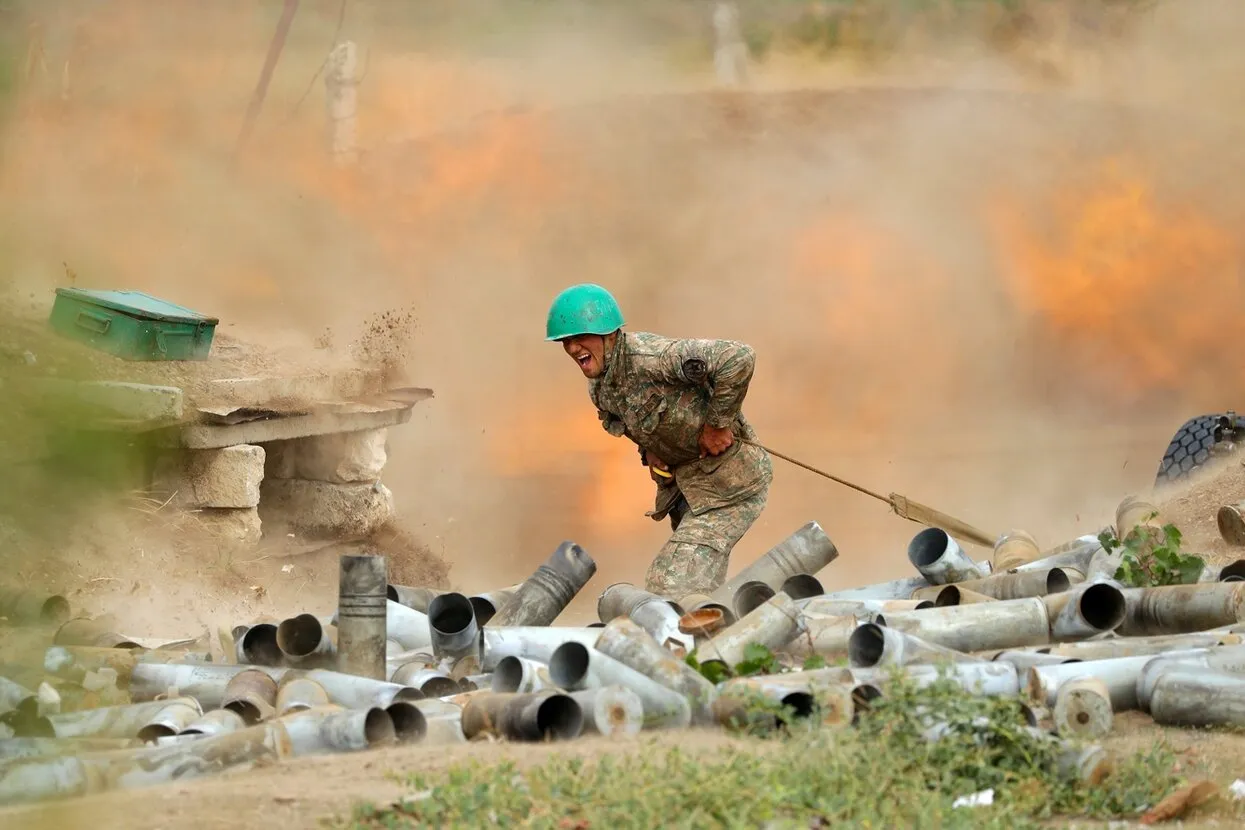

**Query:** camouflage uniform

left=589, top=331, right=772, bottom=598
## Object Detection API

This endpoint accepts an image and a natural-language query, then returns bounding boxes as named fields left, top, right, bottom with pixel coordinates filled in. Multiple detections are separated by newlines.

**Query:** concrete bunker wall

left=151, top=428, right=396, bottom=545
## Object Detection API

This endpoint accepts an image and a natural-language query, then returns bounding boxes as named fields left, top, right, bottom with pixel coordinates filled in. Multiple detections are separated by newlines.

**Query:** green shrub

left=327, top=665, right=1201, bottom=829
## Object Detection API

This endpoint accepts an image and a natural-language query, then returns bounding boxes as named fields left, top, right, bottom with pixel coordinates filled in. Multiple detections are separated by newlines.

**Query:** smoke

left=3, top=1, right=1245, bottom=625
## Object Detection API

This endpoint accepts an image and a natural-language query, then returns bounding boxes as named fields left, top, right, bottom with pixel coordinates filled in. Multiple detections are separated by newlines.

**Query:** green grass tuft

left=325, top=667, right=1200, bottom=829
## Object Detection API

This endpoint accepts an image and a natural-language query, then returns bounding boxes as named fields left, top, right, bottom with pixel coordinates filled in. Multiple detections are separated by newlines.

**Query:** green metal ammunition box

left=48, top=288, right=218, bottom=362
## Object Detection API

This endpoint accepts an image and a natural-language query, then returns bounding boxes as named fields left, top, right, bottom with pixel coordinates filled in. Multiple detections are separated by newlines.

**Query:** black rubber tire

left=1154, top=414, right=1229, bottom=487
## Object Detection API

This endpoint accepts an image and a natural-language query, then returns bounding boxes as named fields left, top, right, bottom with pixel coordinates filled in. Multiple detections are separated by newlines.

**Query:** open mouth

left=575, top=353, right=593, bottom=370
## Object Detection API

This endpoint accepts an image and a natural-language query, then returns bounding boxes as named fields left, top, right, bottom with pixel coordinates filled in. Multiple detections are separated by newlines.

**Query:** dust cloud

left=3, top=1, right=1245, bottom=627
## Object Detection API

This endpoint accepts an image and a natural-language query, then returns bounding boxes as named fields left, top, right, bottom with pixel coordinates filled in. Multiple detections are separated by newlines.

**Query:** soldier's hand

left=699, top=425, right=733, bottom=457
left=648, top=454, right=669, bottom=471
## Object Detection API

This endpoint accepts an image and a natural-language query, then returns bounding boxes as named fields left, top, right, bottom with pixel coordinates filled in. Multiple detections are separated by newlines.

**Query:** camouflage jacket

left=589, top=331, right=773, bottom=517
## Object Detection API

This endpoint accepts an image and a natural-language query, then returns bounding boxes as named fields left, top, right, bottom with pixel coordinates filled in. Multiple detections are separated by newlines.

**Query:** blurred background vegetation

left=0, top=1, right=144, bottom=551
left=255, top=0, right=1163, bottom=67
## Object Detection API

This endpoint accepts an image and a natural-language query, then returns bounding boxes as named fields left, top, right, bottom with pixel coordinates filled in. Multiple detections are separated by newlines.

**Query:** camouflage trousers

left=643, top=486, right=770, bottom=600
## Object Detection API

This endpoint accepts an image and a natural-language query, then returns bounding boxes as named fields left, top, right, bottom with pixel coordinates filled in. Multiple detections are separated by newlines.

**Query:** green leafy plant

left=683, top=650, right=731, bottom=685
left=685, top=641, right=786, bottom=683
left=733, top=642, right=780, bottom=676
left=1097, top=516, right=1205, bottom=588
left=330, top=665, right=1212, bottom=830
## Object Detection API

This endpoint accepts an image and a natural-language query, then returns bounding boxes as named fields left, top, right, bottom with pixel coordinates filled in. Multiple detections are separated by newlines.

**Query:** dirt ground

left=2, top=702, right=1245, bottom=830
left=2, top=441, right=1245, bottom=829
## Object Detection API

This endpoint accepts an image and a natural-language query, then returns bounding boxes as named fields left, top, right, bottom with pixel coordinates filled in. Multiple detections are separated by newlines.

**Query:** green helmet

left=545, top=283, right=626, bottom=341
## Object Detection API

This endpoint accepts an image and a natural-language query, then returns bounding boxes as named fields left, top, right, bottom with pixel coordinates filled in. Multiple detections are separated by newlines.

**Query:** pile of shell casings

left=4, top=493, right=1245, bottom=806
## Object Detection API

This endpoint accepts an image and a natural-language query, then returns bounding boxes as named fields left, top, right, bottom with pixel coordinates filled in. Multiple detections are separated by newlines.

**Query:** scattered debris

left=6, top=493, right=1245, bottom=822
left=1139, top=780, right=1219, bottom=824
left=951, top=788, right=994, bottom=809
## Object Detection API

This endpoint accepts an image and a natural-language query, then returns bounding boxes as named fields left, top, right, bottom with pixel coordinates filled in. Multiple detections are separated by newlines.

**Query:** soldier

left=545, top=283, right=773, bottom=601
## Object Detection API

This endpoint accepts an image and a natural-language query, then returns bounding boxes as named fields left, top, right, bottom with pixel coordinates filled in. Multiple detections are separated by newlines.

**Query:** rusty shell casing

left=1135, top=645, right=1245, bottom=711
left=467, top=584, right=524, bottom=627
left=490, top=656, right=556, bottom=694
left=1052, top=677, right=1113, bottom=740
left=135, top=700, right=202, bottom=743
left=595, top=583, right=692, bottom=653
left=485, top=542, right=597, bottom=628
left=0, top=720, right=291, bottom=808
left=948, top=568, right=1072, bottom=601
left=53, top=618, right=141, bottom=650
left=1026, top=648, right=1213, bottom=711
left=1117, top=582, right=1245, bottom=637
left=569, top=686, right=643, bottom=737
left=1217, top=505, right=1245, bottom=548
left=711, top=687, right=815, bottom=732
left=992, top=530, right=1042, bottom=572
left=337, top=553, right=389, bottom=680
left=47, top=697, right=204, bottom=740
left=1048, top=632, right=1243, bottom=661
left=386, top=584, right=444, bottom=613
left=274, top=676, right=331, bottom=716
left=178, top=708, right=249, bottom=737
left=593, top=617, right=717, bottom=726
left=699, top=592, right=804, bottom=670
left=548, top=641, right=691, bottom=730
left=235, top=623, right=283, bottom=667
left=221, top=668, right=279, bottom=725
left=43, top=645, right=209, bottom=687
left=847, top=622, right=989, bottom=670
left=780, top=574, right=824, bottom=601
left=0, top=737, right=139, bottom=761
left=851, top=661, right=1021, bottom=697
left=1014, top=536, right=1105, bottom=576
left=675, top=593, right=735, bottom=628
left=707, top=521, right=839, bottom=610
left=0, top=675, right=37, bottom=716
left=907, top=527, right=989, bottom=585
left=714, top=674, right=853, bottom=732
left=596, top=582, right=674, bottom=623
left=1042, top=582, right=1127, bottom=641
left=276, top=703, right=397, bottom=754
left=799, top=597, right=927, bottom=616
left=390, top=664, right=459, bottom=698
left=731, top=581, right=777, bottom=620
left=299, top=668, right=422, bottom=709
left=129, top=663, right=283, bottom=708
left=879, top=597, right=1051, bottom=653
left=1115, top=495, right=1162, bottom=538
left=0, top=588, right=71, bottom=626
left=822, top=574, right=936, bottom=601
left=478, top=626, right=602, bottom=672
left=276, top=614, right=337, bottom=667
left=780, top=613, right=864, bottom=661
left=428, top=592, right=479, bottom=660
left=927, top=586, right=997, bottom=607
left=460, top=690, right=583, bottom=742
left=1148, top=667, right=1245, bottom=728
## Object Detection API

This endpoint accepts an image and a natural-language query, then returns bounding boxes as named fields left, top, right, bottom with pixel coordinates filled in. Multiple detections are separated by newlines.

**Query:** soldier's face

left=562, top=334, right=607, bottom=378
